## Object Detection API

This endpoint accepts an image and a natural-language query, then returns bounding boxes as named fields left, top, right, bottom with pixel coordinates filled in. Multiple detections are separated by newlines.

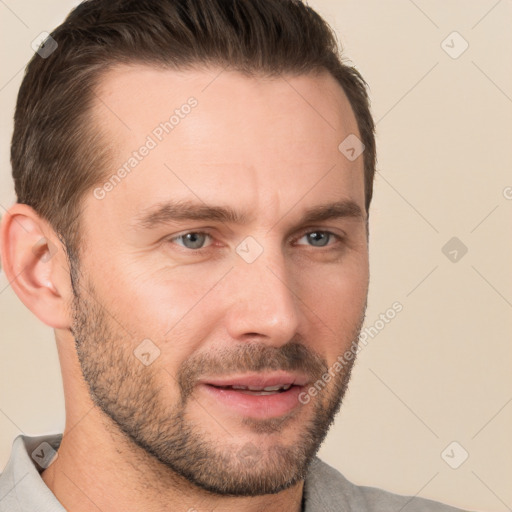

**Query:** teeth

left=261, top=385, right=283, bottom=391
left=230, top=384, right=293, bottom=392
left=263, top=384, right=292, bottom=391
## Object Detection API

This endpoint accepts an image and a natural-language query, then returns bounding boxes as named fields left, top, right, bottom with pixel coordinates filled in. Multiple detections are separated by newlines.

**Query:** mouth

left=209, top=383, right=294, bottom=395
left=198, top=372, right=308, bottom=419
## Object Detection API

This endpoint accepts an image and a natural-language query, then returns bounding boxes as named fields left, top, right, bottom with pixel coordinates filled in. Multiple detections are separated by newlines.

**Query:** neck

left=41, top=408, right=304, bottom=512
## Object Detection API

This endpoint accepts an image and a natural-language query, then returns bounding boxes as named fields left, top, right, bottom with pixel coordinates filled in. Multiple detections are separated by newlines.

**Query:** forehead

left=87, top=64, right=365, bottom=227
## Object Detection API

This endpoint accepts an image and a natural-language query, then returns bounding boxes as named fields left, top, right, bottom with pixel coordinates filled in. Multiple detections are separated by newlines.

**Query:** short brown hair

left=11, top=0, right=376, bottom=259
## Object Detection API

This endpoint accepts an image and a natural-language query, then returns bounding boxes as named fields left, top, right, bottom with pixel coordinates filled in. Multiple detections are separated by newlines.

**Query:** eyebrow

left=132, top=198, right=364, bottom=231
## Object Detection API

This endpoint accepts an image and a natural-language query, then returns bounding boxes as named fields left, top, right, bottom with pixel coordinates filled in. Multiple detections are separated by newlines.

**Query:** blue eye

left=172, top=232, right=212, bottom=250
left=297, top=231, right=337, bottom=247
left=168, top=230, right=340, bottom=252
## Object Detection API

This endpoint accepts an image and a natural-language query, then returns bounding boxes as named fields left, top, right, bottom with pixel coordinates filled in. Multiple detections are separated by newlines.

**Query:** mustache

left=177, top=341, right=329, bottom=400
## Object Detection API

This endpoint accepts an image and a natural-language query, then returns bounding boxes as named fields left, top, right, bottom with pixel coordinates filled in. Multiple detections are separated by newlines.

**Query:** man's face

left=70, top=66, right=369, bottom=495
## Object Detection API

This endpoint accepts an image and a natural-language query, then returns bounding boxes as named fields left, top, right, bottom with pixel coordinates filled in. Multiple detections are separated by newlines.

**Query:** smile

left=198, top=372, right=309, bottom=419
left=212, top=383, right=292, bottom=394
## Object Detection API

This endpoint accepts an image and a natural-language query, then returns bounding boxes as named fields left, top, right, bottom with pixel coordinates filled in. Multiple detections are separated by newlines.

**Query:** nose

left=223, top=245, right=301, bottom=346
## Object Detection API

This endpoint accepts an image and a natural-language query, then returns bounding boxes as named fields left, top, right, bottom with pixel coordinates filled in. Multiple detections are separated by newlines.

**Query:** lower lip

left=199, top=384, right=305, bottom=419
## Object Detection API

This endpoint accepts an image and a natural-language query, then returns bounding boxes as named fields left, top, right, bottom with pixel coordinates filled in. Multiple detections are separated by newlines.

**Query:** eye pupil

left=183, top=232, right=206, bottom=249
left=307, top=232, right=329, bottom=247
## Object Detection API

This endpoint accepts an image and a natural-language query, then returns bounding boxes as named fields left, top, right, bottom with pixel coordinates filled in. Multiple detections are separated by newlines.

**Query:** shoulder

left=304, top=457, right=472, bottom=512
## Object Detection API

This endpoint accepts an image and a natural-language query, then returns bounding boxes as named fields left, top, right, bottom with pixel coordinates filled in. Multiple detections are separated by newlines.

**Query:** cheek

left=296, top=257, right=368, bottom=351
left=94, top=262, right=227, bottom=363
left=298, top=253, right=368, bottom=307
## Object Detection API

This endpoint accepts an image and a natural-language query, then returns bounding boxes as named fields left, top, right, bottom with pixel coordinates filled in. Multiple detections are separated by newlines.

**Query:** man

left=0, top=1, right=470, bottom=511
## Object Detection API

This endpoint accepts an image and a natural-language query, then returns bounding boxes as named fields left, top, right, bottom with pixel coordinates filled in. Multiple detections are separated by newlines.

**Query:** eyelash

left=166, top=229, right=344, bottom=252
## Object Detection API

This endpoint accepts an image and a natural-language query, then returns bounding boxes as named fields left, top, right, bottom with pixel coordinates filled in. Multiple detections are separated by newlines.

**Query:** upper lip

left=200, top=371, right=309, bottom=389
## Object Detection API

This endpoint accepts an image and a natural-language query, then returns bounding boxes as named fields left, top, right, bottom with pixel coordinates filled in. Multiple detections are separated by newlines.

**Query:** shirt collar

left=1, top=434, right=66, bottom=512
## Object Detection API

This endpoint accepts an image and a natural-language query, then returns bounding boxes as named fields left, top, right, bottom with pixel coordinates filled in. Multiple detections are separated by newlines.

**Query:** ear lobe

left=0, top=204, right=73, bottom=329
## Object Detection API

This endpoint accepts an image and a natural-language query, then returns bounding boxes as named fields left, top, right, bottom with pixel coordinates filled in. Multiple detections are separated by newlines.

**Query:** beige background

left=1, top=1, right=511, bottom=511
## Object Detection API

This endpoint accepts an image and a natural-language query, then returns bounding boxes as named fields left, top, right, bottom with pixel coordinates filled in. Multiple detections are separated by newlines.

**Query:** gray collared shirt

left=0, top=434, right=470, bottom=511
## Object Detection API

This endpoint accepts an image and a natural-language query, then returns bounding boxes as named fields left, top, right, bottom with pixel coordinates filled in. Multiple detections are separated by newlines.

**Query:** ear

left=0, top=204, right=74, bottom=329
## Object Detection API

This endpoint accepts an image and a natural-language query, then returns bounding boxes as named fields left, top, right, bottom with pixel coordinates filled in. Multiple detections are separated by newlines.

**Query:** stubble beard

left=69, top=261, right=364, bottom=496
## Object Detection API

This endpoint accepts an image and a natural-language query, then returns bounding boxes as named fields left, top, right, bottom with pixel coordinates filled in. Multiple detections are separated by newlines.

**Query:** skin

left=0, top=66, right=369, bottom=512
